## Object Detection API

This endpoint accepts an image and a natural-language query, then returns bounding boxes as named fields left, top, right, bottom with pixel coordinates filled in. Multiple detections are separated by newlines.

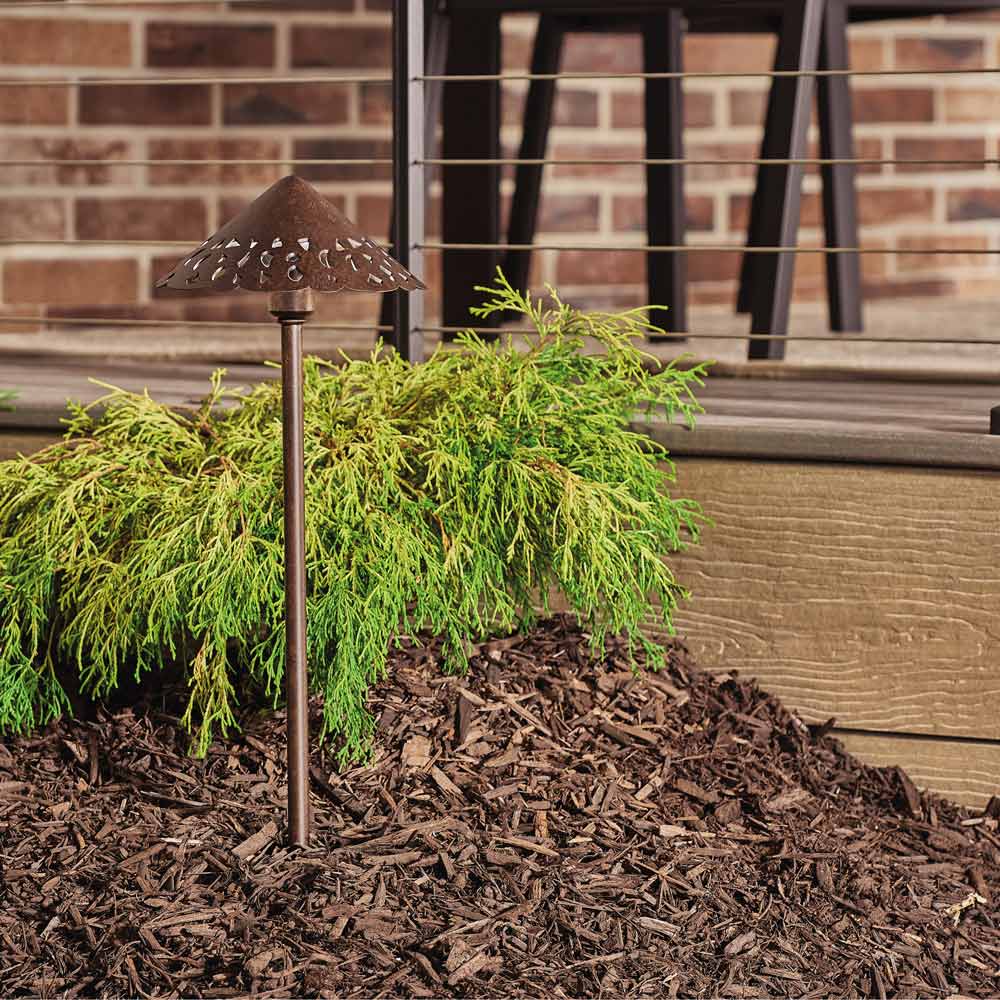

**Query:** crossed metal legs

left=387, top=1, right=864, bottom=360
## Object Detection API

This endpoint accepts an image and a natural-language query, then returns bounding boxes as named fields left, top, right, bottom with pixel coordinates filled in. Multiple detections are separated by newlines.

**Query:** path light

left=157, top=175, right=425, bottom=847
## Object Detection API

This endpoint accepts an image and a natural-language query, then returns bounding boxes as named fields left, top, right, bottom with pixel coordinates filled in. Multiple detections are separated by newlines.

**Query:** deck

left=2, top=298, right=999, bottom=806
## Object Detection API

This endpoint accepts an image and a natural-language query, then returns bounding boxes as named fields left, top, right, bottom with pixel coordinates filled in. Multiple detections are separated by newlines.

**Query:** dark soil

left=2, top=616, right=998, bottom=999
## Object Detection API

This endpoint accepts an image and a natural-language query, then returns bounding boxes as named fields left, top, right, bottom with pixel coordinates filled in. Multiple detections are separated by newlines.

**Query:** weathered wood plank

left=662, top=458, right=1000, bottom=741
left=0, top=430, right=60, bottom=461
left=835, top=731, right=1000, bottom=808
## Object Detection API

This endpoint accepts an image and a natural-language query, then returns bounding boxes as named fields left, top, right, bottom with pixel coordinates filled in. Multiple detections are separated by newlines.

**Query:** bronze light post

left=157, top=175, right=425, bottom=847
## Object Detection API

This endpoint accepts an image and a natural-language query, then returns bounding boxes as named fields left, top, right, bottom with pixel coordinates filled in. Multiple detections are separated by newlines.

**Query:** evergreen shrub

left=0, top=275, right=707, bottom=762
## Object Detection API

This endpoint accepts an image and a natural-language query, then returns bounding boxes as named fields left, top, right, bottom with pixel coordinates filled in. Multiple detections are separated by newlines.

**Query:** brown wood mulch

left=1, top=615, right=999, bottom=999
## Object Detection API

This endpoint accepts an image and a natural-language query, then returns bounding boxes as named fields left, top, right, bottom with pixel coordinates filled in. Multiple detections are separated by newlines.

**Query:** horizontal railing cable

left=417, top=242, right=998, bottom=255
left=0, top=159, right=393, bottom=168
left=0, top=0, right=292, bottom=7
left=2, top=67, right=999, bottom=88
left=0, top=240, right=991, bottom=255
left=0, top=314, right=998, bottom=346
left=421, top=156, right=999, bottom=168
left=0, top=157, right=995, bottom=169
left=0, top=315, right=392, bottom=332
left=419, top=327, right=1000, bottom=345
left=0, top=158, right=995, bottom=171
left=421, top=67, right=1000, bottom=81
left=0, top=74, right=393, bottom=88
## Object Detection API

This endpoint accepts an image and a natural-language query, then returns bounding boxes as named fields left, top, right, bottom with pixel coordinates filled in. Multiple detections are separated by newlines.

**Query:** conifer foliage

left=0, top=275, right=707, bottom=762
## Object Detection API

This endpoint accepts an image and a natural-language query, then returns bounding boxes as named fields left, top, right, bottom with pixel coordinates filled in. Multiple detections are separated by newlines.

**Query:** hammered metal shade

left=156, top=174, right=425, bottom=295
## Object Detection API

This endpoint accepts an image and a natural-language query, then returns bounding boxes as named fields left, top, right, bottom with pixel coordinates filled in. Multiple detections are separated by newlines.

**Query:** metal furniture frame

left=389, top=0, right=1000, bottom=362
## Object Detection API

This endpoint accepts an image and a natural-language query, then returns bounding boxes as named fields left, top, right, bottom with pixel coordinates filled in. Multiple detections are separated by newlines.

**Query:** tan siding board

left=661, top=458, right=1000, bottom=741
left=836, top=732, right=1000, bottom=808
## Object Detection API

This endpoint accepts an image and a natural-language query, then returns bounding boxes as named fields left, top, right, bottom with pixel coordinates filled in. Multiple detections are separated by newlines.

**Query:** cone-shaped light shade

left=156, top=174, right=425, bottom=295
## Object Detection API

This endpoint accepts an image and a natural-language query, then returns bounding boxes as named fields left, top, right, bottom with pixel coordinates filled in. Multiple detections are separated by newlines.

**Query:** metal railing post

left=392, top=0, right=425, bottom=364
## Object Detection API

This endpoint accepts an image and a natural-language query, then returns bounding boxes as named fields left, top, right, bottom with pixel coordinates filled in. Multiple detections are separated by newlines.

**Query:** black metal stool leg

left=818, top=0, right=863, bottom=332
left=502, top=15, right=564, bottom=306
left=442, top=10, right=501, bottom=338
left=643, top=9, right=687, bottom=338
left=748, top=0, right=825, bottom=361
left=382, top=0, right=449, bottom=346
left=737, top=41, right=783, bottom=316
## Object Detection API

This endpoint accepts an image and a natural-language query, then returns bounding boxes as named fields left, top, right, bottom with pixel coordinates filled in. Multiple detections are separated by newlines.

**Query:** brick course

left=0, top=6, right=998, bottom=333
left=0, top=19, right=132, bottom=67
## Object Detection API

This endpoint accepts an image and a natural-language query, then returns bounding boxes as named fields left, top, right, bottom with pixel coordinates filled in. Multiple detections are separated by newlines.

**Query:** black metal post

left=817, top=0, right=863, bottom=333
left=644, top=9, right=688, bottom=339
left=383, top=0, right=443, bottom=355
left=747, top=0, right=825, bottom=361
left=271, top=289, right=314, bottom=848
left=503, top=14, right=564, bottom=308
left=442, top=9, right=501, bottom=338
left=390, top=0, right=426, bottom=362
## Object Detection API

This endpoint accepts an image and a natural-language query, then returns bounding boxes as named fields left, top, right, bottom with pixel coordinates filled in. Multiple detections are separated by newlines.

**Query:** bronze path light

left=157, top=175, right=425, bottom=847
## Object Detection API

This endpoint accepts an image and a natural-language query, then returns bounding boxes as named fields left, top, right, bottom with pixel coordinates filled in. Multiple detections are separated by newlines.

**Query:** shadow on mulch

left=1, top=615, right=998, bottom=999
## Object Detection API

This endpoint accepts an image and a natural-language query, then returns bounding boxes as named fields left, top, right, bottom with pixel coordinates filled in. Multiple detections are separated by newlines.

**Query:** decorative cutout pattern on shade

left=156, top=175, right=425, bottom=294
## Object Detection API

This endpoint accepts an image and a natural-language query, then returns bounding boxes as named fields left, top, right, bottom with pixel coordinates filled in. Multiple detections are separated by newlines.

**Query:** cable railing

left=0, top=5, right=998, bottom=367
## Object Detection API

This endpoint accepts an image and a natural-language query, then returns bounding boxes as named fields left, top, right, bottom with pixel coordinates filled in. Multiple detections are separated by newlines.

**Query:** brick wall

left=1, top=2, right=999, bottom=342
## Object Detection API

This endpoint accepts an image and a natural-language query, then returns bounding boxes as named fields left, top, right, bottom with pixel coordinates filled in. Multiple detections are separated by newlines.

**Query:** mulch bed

left=1, top=616, right=998, bottom=999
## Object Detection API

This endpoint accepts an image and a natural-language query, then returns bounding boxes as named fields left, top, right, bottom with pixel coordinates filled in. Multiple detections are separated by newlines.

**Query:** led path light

left=157, top=174, right=425, bottom=846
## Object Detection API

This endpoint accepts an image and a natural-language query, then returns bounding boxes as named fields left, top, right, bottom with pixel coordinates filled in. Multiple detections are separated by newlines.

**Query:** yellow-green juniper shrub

left=0, top=274, right=707, bottom=763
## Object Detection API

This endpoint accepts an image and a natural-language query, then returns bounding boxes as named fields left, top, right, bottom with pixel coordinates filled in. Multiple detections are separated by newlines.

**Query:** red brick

left=858, top=187, right=935, bottom=225
left=686, top=248, right=743, bottom=283
left=556, top=250, right=646, bottom=286
left=502, top=87, right=599, bottom=128
left=4, top=259, right=138, bottom=306
left=729, top=89, right=767, bottom=127
left=894, top=137, right=986, bottom=173
left=75, top=197, right=208, bottom=241
left=0, top=198, right=65, bottom=240
left=943, top=88, right=1000, bottom=123
left=894, top=36, right=984, bottom=70
left=537, top=194, right=599, bottom=233
left=613, top=194, right=714, bottom=233
left=610, top=90, right=714, bottom=129
left=224, top=83, right=350, bottom=126
left=79, top=84, right=211, bottom=126
left=551, top=143, right=644, bottom=183
left=896, top=233, right=989, bottom=272
left=293, top=139, right=392, bottom=182
left=954, top=275, right=1000, bottom=298
left=0, top=138, right=131, bottom=187
left=148, top=139, right=283, bottom=186
left=862, top=276, right=955, bottom=300
left=356, top=193, right=437, bottom=238
left=852, top=87, right=934, bottom=124
left=689, top=283, right=737, bottom=306
left=239, top=0, right=353, bottom=8
left=848, top=37, right=885, bottom=72
left=685, top=34, right=774, bottom=72
left=946, top=187, right=1000, bottom=222
left=562, top=33, right=641, bottom=73
left=685, top=142, right=758, bottom=182
left=0, top=18, right=131, bottom=67
left=501, top=26, right=535, bottom=71
left=0, top=86, right=68, bottom=125
left=291, top=25, right=390, bottom=68
left=146, top=23, right=275, bottom=68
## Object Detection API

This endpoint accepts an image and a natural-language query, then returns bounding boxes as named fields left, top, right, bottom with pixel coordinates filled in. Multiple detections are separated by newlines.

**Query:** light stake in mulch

left=157, top=175, right=425, bottom=846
